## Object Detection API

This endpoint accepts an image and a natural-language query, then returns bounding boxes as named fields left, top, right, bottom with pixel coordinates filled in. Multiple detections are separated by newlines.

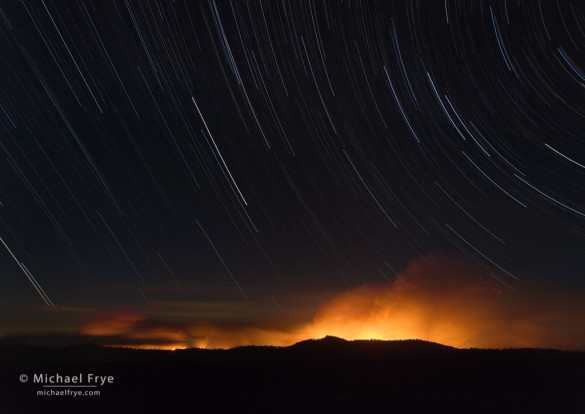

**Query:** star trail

left=1, top=0, right=585, bottom=350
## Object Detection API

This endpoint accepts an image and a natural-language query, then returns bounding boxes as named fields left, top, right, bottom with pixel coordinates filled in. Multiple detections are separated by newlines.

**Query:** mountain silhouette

left=1, top=337, right=584, bottom=413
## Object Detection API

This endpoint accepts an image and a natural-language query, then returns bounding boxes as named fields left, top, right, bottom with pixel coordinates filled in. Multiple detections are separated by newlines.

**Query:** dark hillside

left=1, top=338, right=584, bottom=413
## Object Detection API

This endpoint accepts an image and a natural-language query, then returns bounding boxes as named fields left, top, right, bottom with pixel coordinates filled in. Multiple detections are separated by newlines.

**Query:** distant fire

left=80, top=253, right=585, bottom=351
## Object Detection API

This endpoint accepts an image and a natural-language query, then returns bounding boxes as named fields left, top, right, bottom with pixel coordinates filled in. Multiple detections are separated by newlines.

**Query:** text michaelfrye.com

left=19, top=372, right=114, bottom=398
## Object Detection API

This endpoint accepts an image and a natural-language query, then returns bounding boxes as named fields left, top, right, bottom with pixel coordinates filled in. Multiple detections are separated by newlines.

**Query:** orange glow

left=80, top=308, right=145, bottom=336
left=103, top=344, right=186, bottom=351
left=78, top=253, right=585, bottom=351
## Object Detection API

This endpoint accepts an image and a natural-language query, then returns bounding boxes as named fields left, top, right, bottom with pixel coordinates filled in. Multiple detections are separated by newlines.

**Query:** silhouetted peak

left=321, top=335, right=346, bottom=343
left=292, top=335, right=347, bottom=348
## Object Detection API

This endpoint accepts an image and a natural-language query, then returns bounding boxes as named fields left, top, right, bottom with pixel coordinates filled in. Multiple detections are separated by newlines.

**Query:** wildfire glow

left=79, top=253, right=585, bottom=351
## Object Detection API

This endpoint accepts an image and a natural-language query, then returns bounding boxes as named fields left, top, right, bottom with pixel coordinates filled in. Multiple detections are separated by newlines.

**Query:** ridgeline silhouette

left=1, top=337, right=584, bottom=413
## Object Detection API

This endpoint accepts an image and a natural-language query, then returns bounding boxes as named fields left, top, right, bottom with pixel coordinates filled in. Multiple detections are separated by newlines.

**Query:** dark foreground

left=1, top=336, right=584, bottom=413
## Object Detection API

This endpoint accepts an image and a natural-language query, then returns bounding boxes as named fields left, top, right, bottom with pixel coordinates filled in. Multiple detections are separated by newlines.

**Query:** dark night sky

left=1, top=0, right=585, bottom=348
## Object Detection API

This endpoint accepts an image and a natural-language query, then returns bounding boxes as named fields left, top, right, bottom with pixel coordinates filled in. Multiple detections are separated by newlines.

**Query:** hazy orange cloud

left=300, top=252, right=585, bottom=349
left=80, top=307, right=146, bottom=336
left=78, top=252, right=585, bottom=350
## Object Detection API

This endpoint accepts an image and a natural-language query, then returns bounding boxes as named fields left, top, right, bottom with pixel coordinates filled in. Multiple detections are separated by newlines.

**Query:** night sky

left=1, top=0, right=585, bottom=350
